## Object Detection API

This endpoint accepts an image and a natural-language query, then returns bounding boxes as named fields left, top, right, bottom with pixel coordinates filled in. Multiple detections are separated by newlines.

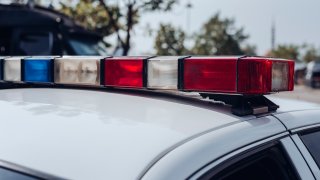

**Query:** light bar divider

left=100, top=56, right=112, bottom=86
left=236, top=55, right=248, bottom=92
left=0, top=58, right=3, bottom=81
left=20, top=57, right=25, bottom=82
left=48, top=58, right=55, bottom=84
left=143, top=56, right=156, bottom=88
left=178, top=55, right=192, bottom=90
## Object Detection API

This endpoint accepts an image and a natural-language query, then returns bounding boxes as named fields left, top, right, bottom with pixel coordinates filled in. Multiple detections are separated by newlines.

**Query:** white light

left=272, top=61, right=289, bottom=91
left=54, top=56, right=102, bottom=85
left=4, top=57, right=25, bottom=82
left=147, top=56, right=182, bottom=89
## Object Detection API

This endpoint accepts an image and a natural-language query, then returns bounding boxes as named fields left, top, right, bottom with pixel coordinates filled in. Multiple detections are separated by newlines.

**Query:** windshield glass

left=69, top=37, right=109, bottom=56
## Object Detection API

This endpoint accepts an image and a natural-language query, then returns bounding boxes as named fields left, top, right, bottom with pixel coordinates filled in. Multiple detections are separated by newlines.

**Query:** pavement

left=271, top=85, right=320, bottom=104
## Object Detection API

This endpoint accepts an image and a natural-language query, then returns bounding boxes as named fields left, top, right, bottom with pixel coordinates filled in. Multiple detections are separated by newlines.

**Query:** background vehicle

left=0, top=4, right=109, bottom=56
left=305, top=60, right=320, bottom=88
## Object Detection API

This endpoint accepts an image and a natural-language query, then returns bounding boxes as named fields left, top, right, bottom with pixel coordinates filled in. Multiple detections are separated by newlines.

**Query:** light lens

left=288, top=61, right=295, bottom=91
left=54, top=56, right=101, bottom=85
left=4, top=57, right=23, bottom=82
left=272, top=61, right=289, bottom=91
left=238, top=57, right=272, bottom=94
left=147, top=56, right=181, bottom=89
left=23, top=57, right=54, bottom=83
left=183, top=57, right=237, bottom=92
left=104, top=57, right=144, bottom=88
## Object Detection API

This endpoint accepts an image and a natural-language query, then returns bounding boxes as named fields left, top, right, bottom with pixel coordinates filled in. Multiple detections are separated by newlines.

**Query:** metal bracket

left=200, top=93, right=279, bottom=116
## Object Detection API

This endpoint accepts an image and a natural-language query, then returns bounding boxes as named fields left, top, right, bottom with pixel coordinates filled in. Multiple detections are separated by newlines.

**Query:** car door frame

left=189, top=135, right=314, bottom=180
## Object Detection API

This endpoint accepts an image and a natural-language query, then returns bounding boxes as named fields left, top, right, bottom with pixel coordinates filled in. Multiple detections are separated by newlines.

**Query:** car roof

left=1, top=88, right=318, bottom=179
left=269, top=96, right=320, bottom=113
left=0, top=88, right=253, bottom=179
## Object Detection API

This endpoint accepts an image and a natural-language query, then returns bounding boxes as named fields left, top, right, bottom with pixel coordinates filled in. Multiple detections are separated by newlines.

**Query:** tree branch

left=98, top=0, right=124, bottom=46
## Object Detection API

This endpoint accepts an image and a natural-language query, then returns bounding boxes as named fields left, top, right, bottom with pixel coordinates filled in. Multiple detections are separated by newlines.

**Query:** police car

left=0, top=56, right=319, bottom=180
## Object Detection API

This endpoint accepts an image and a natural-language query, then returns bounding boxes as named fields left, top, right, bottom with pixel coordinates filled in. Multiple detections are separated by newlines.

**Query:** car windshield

left=69, top=37, right=109, bottom=56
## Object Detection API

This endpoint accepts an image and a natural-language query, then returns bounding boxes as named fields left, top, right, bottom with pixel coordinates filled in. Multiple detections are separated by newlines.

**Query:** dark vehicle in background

left=305, top=60, right=320, bottom=88
left=0, top=4, right=108, bottom=56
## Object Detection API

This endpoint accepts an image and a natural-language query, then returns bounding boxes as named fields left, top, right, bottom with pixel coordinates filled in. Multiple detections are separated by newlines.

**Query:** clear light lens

left=147, top=56, right=180, bottom=89
left=272, top=61, right=289, bottom=91
left=54, top=56, right=101, bottom=85
left=4, top=57, right=24, bottom=82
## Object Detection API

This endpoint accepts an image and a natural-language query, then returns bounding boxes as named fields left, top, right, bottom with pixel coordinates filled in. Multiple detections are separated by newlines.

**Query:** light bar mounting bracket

left=200, top=93, right=279, bottom=116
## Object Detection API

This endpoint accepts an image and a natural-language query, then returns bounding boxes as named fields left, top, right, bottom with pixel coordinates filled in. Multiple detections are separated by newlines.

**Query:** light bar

left=147, top=56, right=187, bottom=89
left=104, top=56, right=148, bottom=88
left=0, top=56, right=294, bottom=95
left=3, top=57, right=25, bottom=82
left=54, top=56, right=103, bottom=86
left=22, top=57, right=54, bottom=83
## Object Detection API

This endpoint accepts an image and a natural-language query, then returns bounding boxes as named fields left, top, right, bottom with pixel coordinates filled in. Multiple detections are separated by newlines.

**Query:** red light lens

left=183, top=57, right=237, bottom=92
left=288, top=60, right=295, bottom=91
left=104, top=57, right=144, bottom=88
left=183, top=56, right=294, bottom=94
left=238, top=57, right=272, bottom=94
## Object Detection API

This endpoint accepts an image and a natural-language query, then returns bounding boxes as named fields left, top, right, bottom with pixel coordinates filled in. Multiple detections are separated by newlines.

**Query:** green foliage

left=59, top=0, right=117, bottom=36
left=192, top=13, right=248, bottom=55
left=142, top=0, right=177, bottom=11
left=242, top=44, right=257, bottom=56
left=154, top=13, right=255, bottom=56
left=58, top=0, right=178, bottom=55
left=268, top=44, right=300, bottom=60
left=154, top=24, right=188, bottom=55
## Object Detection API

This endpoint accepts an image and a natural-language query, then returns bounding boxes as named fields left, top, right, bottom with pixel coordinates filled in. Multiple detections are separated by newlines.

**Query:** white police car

left=0, top=56, right=319, bottom=180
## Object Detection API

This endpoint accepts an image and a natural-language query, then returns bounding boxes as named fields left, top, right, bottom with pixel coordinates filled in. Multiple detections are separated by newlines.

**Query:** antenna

left=271, top=19, right=276, bottom=51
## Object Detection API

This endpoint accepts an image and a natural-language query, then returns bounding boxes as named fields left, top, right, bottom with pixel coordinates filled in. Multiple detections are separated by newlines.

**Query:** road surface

left=270, top=85, right=320, bottom=104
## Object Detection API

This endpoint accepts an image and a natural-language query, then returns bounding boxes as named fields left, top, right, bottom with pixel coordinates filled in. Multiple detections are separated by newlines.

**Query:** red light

left=288, top=60, right=295, bottom=91
left=104, top=57, right=144, bottom=88
left=183, top=56, right=294, bottom=94
left=183, top=57, right=238, bottom=92
left=238, top=57, right=272, bottom=94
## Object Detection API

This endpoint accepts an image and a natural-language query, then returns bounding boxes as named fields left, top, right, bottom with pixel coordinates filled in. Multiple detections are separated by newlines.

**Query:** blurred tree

left=59, top=0, right=177, bottom=55
left=191, top=13, right=248, bottom=55
left=242, top=44, right=257, bottom=56
left=302, top=45, right=320, bottom=63
left=59, top=0, right=115, bottom=37
left=267, top=44, right=300, bottom=60
left=154, top=24, right=188, bottom=55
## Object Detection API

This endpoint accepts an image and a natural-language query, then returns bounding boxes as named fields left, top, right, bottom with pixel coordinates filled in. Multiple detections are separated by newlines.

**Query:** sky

left=129, top=0, right=320, bottom=55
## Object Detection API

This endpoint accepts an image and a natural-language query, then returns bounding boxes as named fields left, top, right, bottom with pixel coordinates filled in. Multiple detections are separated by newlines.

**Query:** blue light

left=23, top=58, right=53, bottom=83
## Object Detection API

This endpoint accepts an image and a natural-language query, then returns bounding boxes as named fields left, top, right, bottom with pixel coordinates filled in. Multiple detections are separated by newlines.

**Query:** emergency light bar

left=0, top=56, right=294, bottom=95
left=0, top=55, right=295, bottom=116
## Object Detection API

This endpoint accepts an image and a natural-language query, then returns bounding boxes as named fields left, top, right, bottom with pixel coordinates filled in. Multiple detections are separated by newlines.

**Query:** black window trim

left=189, top=133, right=301, bottom=180
left=0, top=159, right=65, bottom=180
left=198, top=141, right=277, bottom=180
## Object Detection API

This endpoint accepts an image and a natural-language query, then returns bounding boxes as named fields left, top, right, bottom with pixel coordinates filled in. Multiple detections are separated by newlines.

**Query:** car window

left=300, top=129, right=320, bottom=168
left=17, top=32, right=53, bottom=55
left=200, top=145, right=298, bottom=180
left=69, top=37, right=108, bottom=56
left=0, top=28, right=12, bottom=55
left=0, top=167, right=40, bottom=180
